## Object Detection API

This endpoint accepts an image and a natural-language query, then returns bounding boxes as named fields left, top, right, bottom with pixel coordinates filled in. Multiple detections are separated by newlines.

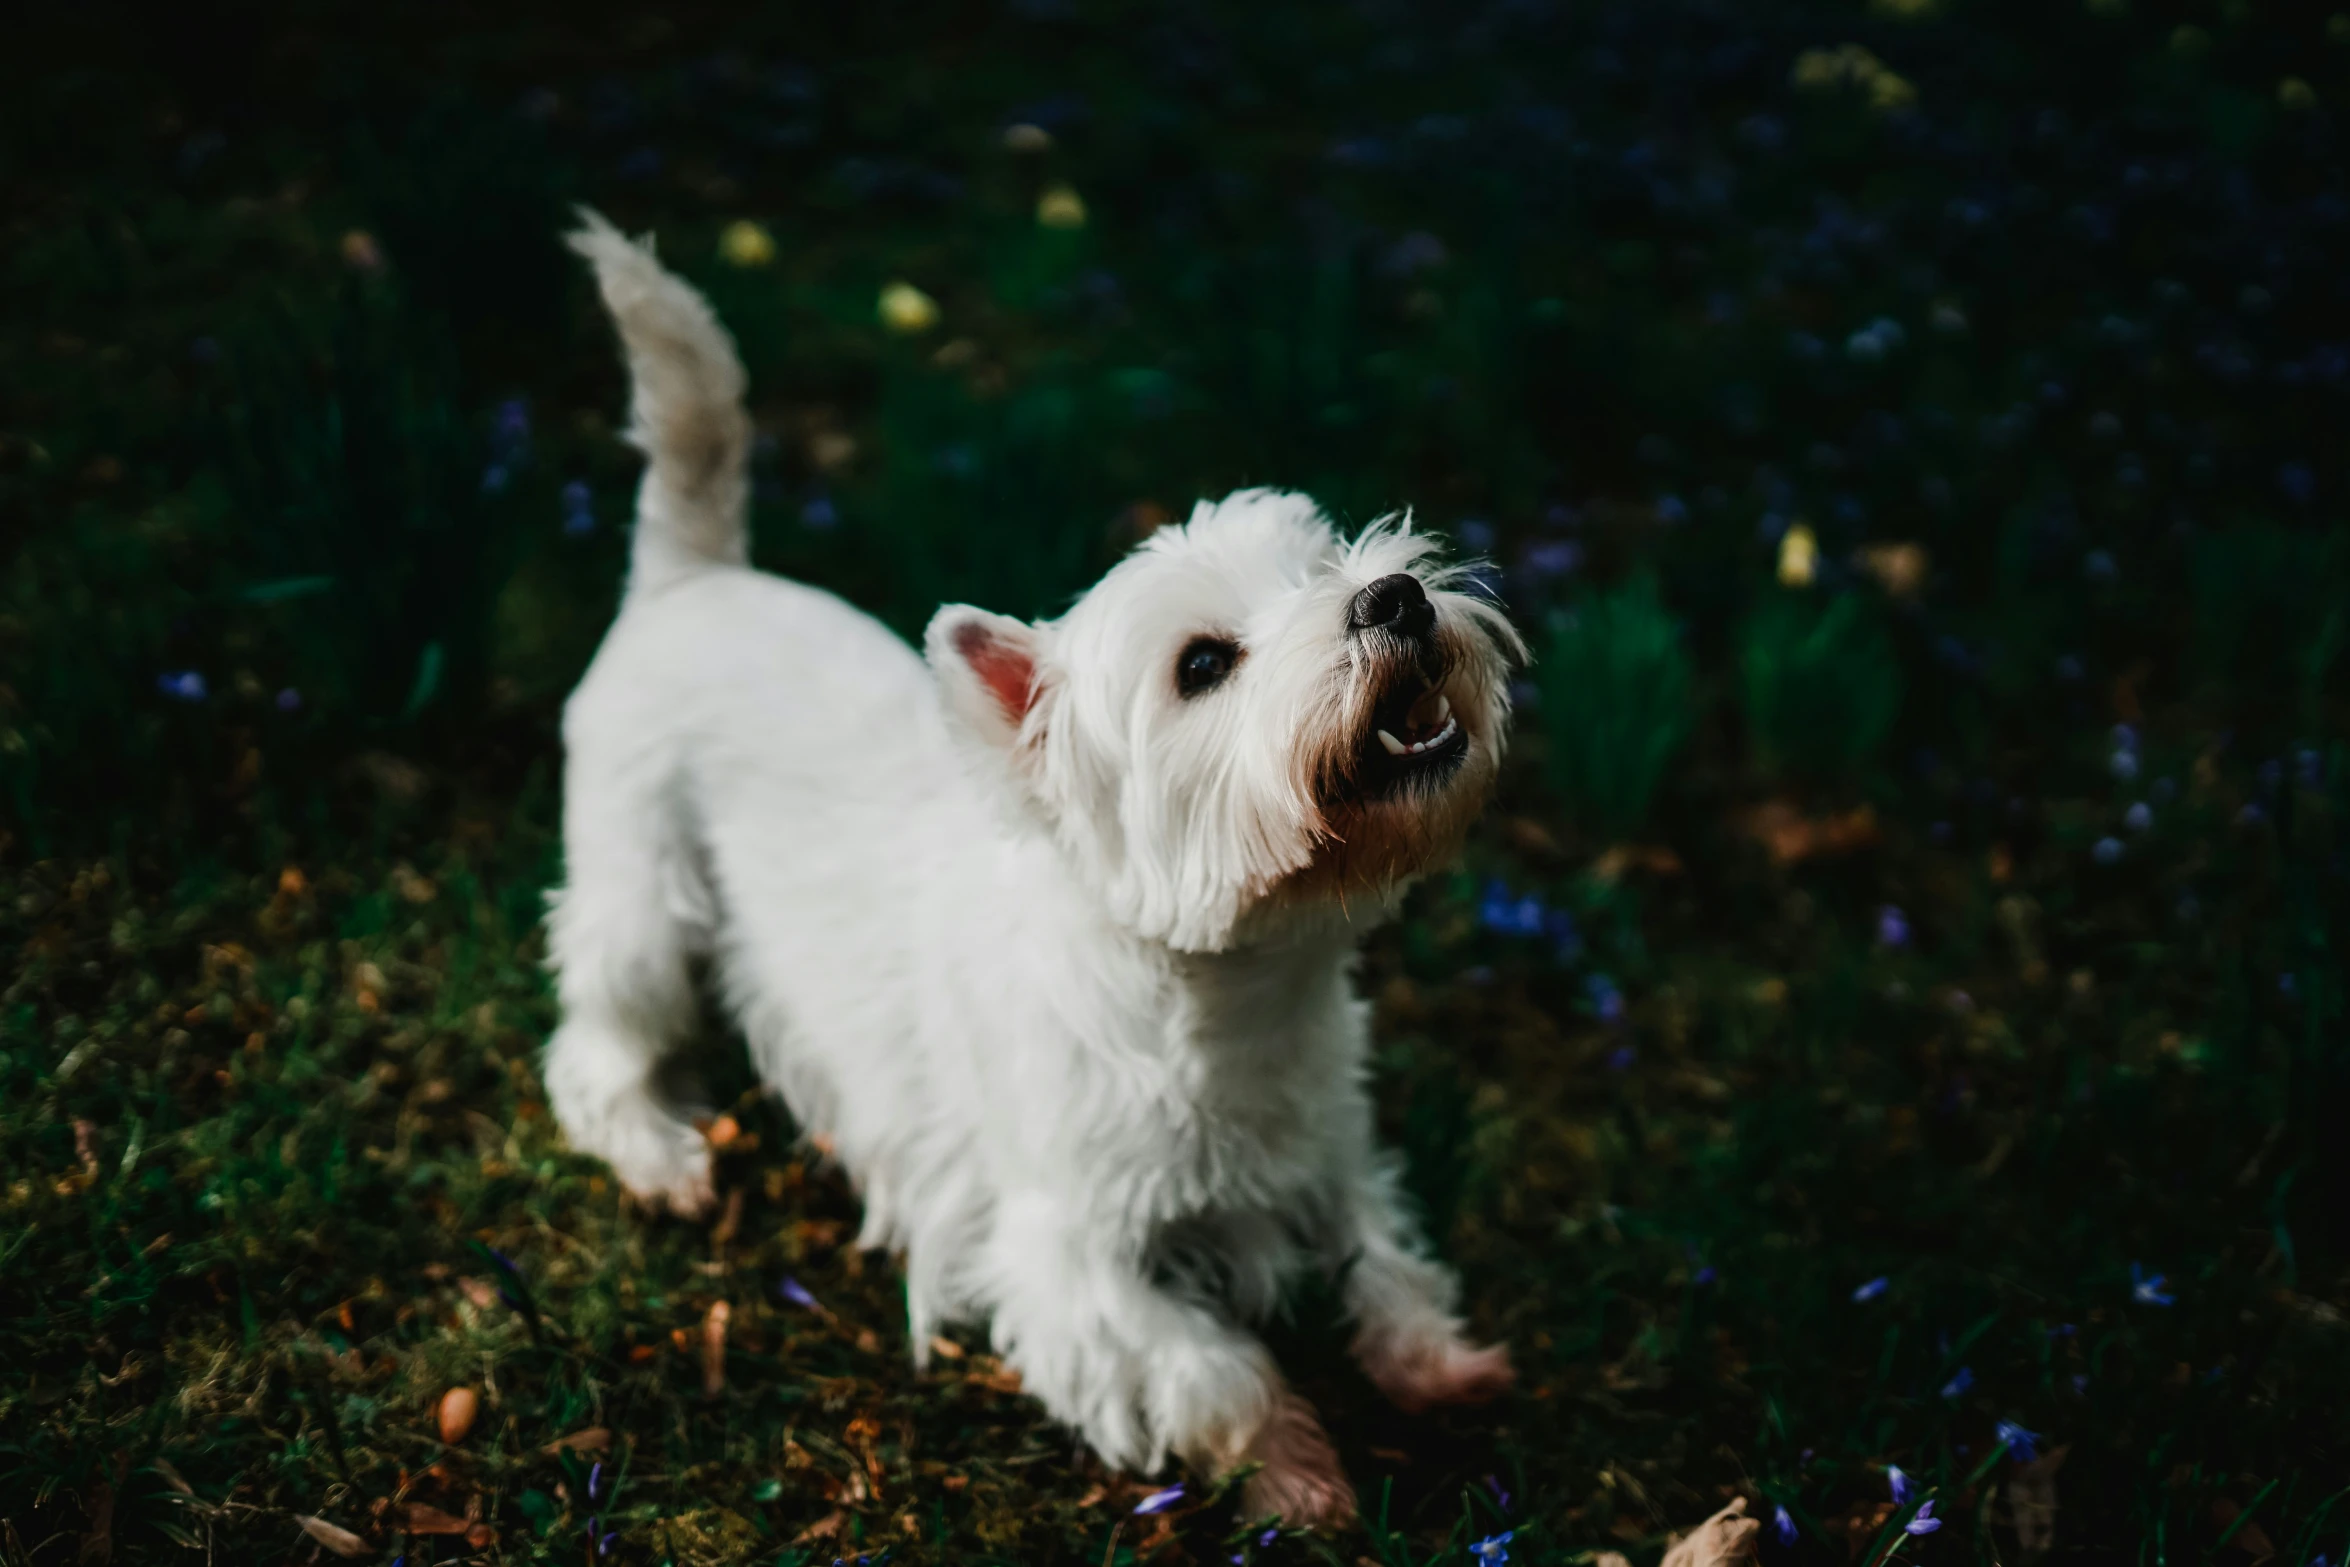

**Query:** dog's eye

left=1176, top=637, right=1240, bottom=697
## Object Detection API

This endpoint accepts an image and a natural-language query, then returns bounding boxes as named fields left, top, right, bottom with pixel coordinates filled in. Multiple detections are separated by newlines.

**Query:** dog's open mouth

left=1356, top=676, right=1468, bottom=794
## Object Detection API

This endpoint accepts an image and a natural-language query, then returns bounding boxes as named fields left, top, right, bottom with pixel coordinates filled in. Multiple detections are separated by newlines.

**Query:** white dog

left=546, top=211, right=1522, bottom=1525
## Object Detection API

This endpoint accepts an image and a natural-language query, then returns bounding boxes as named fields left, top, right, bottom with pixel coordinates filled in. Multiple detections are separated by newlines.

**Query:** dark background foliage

left=3, top=1, right=2347, bottom=1564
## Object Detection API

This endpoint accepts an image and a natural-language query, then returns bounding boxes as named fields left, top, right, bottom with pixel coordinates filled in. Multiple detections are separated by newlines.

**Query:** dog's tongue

left=1403, top=687, right=1449, bottom=734
left=1375, top=688, right=1455, bottom=756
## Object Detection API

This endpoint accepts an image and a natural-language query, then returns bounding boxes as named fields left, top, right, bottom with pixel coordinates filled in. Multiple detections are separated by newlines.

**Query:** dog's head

left=925, top=489, right=1524, bottom=952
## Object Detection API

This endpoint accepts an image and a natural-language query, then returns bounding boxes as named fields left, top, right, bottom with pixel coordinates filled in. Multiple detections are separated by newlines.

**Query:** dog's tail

left=568, top=208, right=752, bottom=598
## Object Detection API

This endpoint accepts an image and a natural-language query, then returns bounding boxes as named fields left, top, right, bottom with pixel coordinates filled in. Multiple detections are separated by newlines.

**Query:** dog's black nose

left=1349, top=573, right=1434, bottom=639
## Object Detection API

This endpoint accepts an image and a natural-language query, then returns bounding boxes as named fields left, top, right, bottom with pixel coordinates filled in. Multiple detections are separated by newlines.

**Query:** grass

left=4, top=1, right=2349, bottom=1563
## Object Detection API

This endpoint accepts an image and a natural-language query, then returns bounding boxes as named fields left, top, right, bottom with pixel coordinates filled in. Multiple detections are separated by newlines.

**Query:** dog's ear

left=925, top=606, right=1051, bottom=751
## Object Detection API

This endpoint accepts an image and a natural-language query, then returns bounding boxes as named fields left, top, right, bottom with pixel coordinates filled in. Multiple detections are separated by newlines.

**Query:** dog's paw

left=594, top=1101, right=716, bottom=1218
left=1238, top=1391, right=1356, bottom=1530
left=1356, top=1330, right=1515, bottom=1413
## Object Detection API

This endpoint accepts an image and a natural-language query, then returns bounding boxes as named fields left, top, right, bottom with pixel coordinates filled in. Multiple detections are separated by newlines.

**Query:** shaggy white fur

left=545, top=209, right=1523, bottom=1524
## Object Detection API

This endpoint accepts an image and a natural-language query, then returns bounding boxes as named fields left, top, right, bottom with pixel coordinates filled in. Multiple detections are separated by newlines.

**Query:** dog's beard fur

left=949, top=492, right=1524, bottom=952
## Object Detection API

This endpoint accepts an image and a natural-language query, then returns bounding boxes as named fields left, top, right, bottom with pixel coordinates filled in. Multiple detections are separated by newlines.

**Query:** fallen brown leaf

left=401, top=1504, right=472, bottom=1535
left=1743, top=801, right=1880, bottom=867
left=76, top=1480, right=115, bottom=1564
left=711, top=1187, right=745, bottom=1248
left=1591, top=844, right=1685, bottom=883
left=792, top=1510, right=848, bottom=1545
left=703, top=1300, right=731, bottom=1394
left=1660, top=1498, right=1760, bottom=1567
left=1854, top=542, right=1929, bottom=598
left=544, top=1428, right=612, bottom=1454
left=2007, top=1444, right=2067, bottom=1555
left=295, top=1515, right=369, bottom=1557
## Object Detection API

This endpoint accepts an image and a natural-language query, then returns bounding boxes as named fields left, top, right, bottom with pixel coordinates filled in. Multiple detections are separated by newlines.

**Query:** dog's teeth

left=1432, top=693, right=1451, bottom=723
left=1376, top=729, right=1409, bottom=756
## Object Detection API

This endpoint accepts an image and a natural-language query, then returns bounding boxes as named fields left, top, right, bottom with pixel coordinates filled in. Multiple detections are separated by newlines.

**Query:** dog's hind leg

left=543, top=778, right=716, bottom=1216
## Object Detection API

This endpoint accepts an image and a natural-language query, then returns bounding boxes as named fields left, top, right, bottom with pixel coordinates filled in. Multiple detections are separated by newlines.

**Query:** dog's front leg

left=987, top=1194, right=1356, bottom=1528
left=1333, top=1156, right=1514, bottom=1413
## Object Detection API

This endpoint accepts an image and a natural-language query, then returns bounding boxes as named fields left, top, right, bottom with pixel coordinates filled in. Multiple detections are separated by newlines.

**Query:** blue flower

left=1485, top=1475, right=1511, bottom=1513
left=1522, top=540, right=1583, bottom=578
left=1852, top=1276, right=1890, bottom=1303
left=1606, top=1045, right=1637, bottom=1072
left=1694, top=1265, right=1718, bottom=1286
left=156, top=670, right=207, bottom=702
left=779, top=1276, right=820, bottom=1310
left=600, top=1533, right=617, bottom=1557
left=1876, top=906, right=1910, bottom=948
left=2124, top=802, right=2152, bottom=832
left=1887, top=1466, right=1912, bottom=1504
left=1457, top=520, right=1496, bottom=554
left=1134, top=1485, right=1185, bottom=1515
left=274, top=687, right=302, bottom=712
left=1479, top=880, right=1548, bottom=938
left=1471, top=1533, right=1513, bottom=1566
left=2092, top=837, right=2124, bottom=865
left=588, top=1461, right=603, bottom=1500
left=1904, top=1501, right=1941, bottom=1536
left=1774, top=1505, right=1797, bottom=1545
left=1995, top=1420, right=2041, bottom=1464
left=1940, top=1365, right=1975, bottom=1399
left=561, top=480, right=596, bottom=537
left=1260, top=1528, right=1279, bottom=1546
left=2109, top=749, right=2139, bottom=781
left=1588, top=974, right=1626, bottom=1024
left=2130, top=1263, right=2175, bottom=1306
left=802, top=494, right=839, bottom=530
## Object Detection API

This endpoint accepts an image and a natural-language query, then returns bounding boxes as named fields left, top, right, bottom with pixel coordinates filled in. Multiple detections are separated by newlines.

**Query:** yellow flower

left=1790, top=44, right=1917, bottom=112
left=1777, top=524, right=1819, bottom=588
left=718, top=220, right=777, bottom=268
left=2279, top=76, right=2320, bottom=111
left=877, top=281, right=941, bottom=335
left=1036, top=182, right=1088, bottom=230
left=1791, top=45, right=1857, bottom=90
left=1002, top=122, right=1054, bottom=152
left=1868, top=70, right=1918, bottom=111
